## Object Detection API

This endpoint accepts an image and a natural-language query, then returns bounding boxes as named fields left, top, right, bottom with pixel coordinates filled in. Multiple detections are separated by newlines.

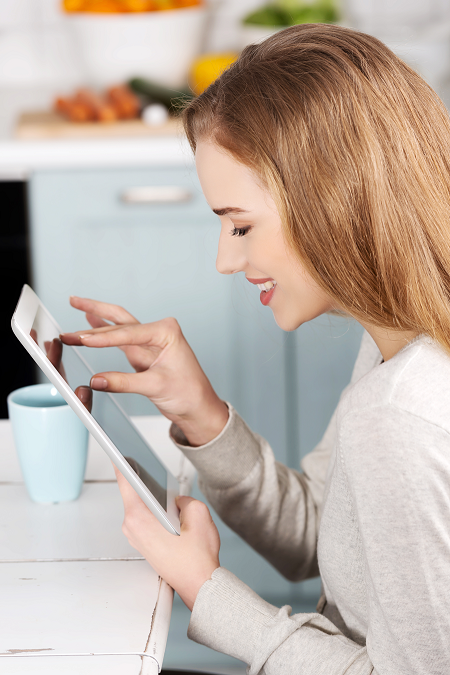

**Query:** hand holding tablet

left=12, top=285, right=223, bottom=607
left=113, top=467, right=220, bottom=611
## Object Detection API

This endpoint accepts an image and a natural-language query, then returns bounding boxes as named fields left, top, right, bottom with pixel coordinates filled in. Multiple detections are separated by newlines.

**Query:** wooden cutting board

left=15, top=111, right=183, bottom=140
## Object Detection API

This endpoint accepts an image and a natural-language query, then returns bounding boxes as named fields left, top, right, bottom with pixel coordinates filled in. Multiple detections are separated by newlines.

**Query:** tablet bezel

left=12, top=285, right=180, bottom=535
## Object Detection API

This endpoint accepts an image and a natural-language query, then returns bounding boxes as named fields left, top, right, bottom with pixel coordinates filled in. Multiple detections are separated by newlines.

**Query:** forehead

left=195, top=141, right=267, bottom=209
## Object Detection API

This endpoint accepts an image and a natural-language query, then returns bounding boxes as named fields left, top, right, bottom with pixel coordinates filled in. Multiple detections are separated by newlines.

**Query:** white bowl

left=67, top=7, right=208, bottom=88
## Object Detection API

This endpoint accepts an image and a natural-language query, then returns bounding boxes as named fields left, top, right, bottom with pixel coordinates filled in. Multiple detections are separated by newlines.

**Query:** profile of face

left=195, top=141, right=334, bottom=331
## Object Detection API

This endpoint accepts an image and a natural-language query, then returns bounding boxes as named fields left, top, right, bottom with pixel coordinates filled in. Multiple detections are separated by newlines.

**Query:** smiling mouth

left=246, top=277, right=277, bottom=304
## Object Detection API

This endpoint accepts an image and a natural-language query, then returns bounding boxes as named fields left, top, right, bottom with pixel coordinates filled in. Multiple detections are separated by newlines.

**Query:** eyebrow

left=212, top=207, right=250, bottom=216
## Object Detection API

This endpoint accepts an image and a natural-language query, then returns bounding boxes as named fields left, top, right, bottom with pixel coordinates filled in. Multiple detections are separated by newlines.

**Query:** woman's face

left=195, top=141, right=334, bottom=331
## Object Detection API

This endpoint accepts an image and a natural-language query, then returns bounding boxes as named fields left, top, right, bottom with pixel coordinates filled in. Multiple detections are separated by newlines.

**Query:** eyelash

left=231, top=226, right=251, bottom=237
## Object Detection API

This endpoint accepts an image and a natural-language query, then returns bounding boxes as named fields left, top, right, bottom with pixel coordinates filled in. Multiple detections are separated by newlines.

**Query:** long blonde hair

left=183, top=24, right=450, bottom=353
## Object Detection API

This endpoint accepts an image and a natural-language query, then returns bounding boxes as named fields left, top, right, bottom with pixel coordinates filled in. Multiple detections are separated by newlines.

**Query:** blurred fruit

left=62, top=0, right=202, bottom=11
left=63, top=0, right=86, bottom=9
left=189, top=53, right=238, bottom=95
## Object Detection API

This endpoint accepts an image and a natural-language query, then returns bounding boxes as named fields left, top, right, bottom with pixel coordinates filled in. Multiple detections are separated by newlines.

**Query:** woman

left=62, top=24, right=450, bottom=674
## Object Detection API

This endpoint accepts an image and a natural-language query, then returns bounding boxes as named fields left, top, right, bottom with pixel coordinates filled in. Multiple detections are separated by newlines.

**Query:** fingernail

left=77, top=385, right=92, bottom=403
left=59, top=333, right=83, bottom=346
left=73, top=334, right=94, bottom=343
left=91, top=376, right=108, bottom=390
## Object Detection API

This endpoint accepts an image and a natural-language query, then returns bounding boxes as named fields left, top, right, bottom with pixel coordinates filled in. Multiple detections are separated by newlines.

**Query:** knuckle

left=122, top=323, right=141, bottom=343
left=188, top=499, right=210, bottom=519
left=164, top=317, right=181, bottom=334
left=116, top=374, right=130, bottom=393
left=121, top=325, right=133, bottom=340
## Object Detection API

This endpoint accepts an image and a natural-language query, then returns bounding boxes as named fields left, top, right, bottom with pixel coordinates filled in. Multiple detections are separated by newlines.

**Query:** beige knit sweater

left=171, top=332, right=450, bottom=674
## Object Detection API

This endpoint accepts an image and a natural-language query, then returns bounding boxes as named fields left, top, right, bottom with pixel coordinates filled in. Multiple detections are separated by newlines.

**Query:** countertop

left=0, top=86, right=193, bottom=178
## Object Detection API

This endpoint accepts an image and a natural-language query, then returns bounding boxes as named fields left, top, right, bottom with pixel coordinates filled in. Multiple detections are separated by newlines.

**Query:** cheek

left=250, top=241, right=285, bottom=275
left=272, top=276, right=333, bottom=329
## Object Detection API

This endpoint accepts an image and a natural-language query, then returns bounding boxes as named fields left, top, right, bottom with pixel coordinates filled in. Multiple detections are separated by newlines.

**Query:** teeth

left=257, top=281, right=276, bottom=292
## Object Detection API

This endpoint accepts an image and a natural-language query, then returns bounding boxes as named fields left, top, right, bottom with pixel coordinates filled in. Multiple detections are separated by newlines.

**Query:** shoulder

left=336, top=337, right=450, bottom=482
left=339, top=336, right=450, bottom=434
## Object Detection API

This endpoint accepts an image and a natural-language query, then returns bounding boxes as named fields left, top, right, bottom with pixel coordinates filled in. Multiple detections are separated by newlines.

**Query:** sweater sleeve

left=170, top=330, right=381, bottom=581
left=172, top=404, right=332, bottom=580
left=188, top=567, right=374, bottom=675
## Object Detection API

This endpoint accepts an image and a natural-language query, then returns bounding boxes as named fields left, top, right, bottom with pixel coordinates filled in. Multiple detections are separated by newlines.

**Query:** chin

left=272, top=311, right=304, bottom=332
left=272, top=306, right=331, bottom=332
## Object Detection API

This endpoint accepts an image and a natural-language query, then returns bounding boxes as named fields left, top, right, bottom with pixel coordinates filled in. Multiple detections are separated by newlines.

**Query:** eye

left=230, top=226, right=251, bottom=237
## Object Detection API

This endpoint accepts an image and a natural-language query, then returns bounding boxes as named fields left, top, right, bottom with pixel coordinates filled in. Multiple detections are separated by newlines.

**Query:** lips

left=246, top=277, right=274, bottom=285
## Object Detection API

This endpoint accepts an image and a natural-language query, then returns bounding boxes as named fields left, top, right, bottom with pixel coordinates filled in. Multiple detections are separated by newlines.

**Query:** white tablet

left=11, top=285, right=180, bottom=535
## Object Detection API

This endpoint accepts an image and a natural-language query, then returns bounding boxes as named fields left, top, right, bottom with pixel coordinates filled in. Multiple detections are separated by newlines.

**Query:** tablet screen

left=30, top=304, right=167, bottom=510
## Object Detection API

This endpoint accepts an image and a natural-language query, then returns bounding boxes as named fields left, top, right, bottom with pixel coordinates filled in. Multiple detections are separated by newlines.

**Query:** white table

left=0, top=416, right=195, bottom=674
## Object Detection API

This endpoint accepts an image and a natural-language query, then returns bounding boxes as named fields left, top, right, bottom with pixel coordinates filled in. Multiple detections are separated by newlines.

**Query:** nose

left=216, top=225, right=247, bottom=275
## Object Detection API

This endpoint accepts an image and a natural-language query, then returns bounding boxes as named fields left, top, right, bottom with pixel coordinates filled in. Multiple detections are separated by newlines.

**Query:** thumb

left=176, top=497, right=213, bottom=531
left=74, top=385, right=93, bottom=413
left=175, top=495, right=195, bottom=525
left=113, top=463, right=144, bottom=509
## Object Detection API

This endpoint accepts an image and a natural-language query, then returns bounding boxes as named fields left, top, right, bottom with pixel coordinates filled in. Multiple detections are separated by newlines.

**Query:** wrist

left=176, top=399, right=229, bottom=447
left=180, top=563, right=219, bottom=611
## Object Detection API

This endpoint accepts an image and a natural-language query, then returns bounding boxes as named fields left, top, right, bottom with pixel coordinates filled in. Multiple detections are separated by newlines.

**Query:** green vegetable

left=243, top=6, right=289, bottom=27
left=128, top=78, right=194, bottom=114
left=243, top=0, right=338, bottom=27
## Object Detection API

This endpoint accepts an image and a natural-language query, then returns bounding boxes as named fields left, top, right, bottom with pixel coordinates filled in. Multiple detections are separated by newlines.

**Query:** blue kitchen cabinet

left=28, top=165, right=363, bottom=668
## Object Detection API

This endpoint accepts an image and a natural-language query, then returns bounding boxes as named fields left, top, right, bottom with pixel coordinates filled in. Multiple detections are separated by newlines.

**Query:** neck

left=359, top=323, right=419, bottom=362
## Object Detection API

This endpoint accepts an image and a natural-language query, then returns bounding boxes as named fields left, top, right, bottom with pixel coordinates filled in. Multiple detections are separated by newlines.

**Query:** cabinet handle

left=120, top=186, right=193, bottom=204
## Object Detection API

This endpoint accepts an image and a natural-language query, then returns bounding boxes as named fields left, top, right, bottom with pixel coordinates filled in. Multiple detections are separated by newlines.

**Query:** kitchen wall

left=0, top=0, right=78, bottom=87
left=2, top=0, right=450, bottom=106
left=343, top=0, right=450, bottom=106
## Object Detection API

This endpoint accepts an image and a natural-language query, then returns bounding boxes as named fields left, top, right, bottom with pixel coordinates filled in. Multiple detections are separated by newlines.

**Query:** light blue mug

left=7, top=383, right=88, bottom=503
